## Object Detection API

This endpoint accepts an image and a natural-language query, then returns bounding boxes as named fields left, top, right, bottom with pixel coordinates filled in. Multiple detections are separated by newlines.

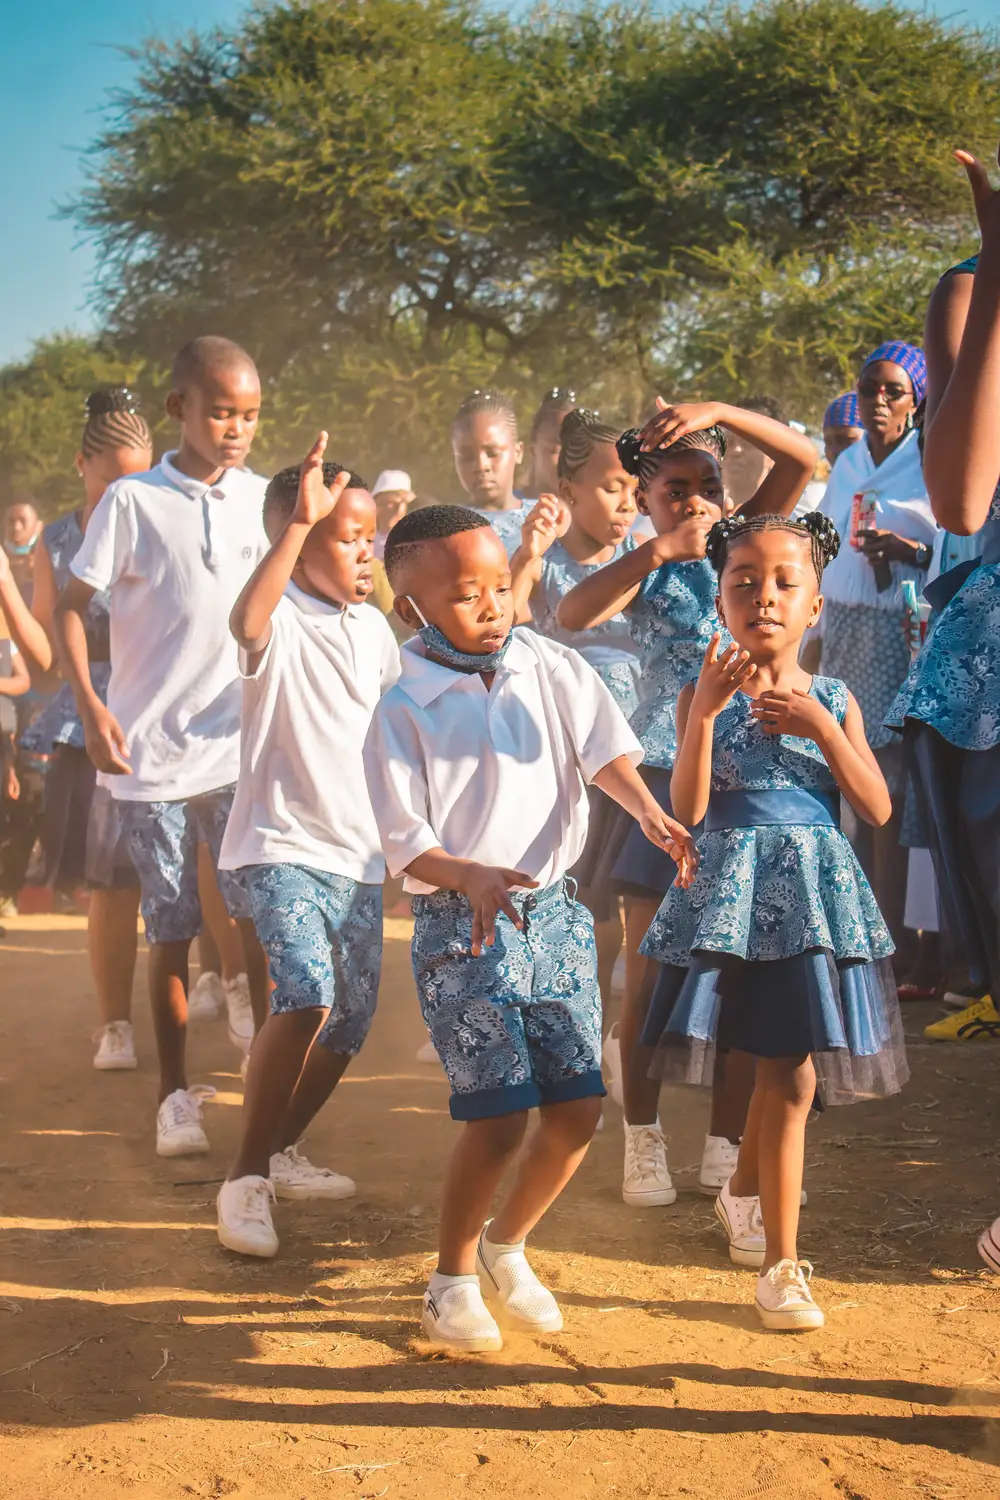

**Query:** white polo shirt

left=220, top=582, right=400, bottom=882
left=363, top=629, right=642, bottom=894
left=70, top=453, right=268, bottom=802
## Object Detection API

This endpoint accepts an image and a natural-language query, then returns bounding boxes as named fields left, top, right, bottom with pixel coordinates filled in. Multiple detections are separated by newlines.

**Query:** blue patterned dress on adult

left=640, top=679, right=907, bottom=1105
left=19, top=511, right=136, bottom=889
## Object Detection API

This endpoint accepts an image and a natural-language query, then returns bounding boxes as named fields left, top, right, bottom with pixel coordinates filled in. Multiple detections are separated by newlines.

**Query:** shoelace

left=226, top=981, right=253, bottom=1020
left=93, top=1021, right=131, bottom=1047
left=162, top=1084, right=217, bottom=1129
left=631, top=1126, right=666, bottom=1176
left=765, top=1258, right=814, bottom=1298
left=236, top=1178, right=276, bottom=1221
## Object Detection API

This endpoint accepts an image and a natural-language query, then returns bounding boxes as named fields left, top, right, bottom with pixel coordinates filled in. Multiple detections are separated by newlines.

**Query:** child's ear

left=165, top=389, right=184, bottom=423
left=810, top=592, right=824, bottom=628
left=557, top=476, right=574, bottom=507
left=636, top=491, right=650, bottom=516
left=74, top=450, right=85, bottom=479
left=715, top=593, right=726, bottom=628
left=394, top=596, right=423, bottom=631
left=513, top=440, right=525, bottom=467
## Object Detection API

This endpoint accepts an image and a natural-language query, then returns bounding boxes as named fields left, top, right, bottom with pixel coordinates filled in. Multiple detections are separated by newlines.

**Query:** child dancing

left=642, top=511, right=907, bottom=1329
left=364, top=505, right=695, bottom=1353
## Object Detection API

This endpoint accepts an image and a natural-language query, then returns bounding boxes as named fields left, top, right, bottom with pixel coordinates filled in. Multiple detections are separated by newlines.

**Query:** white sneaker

left=700, top=1134, right=739, bottom=1194
left=602, top=1024, right=624, bottom=1107
left=755, top=1259, right=825, bottom=1331
left=188, top=971, right=226, bottom=1021
left=93, top=1020, right=137, bottom=1071
left=622, top=1121, right=676, bottom=1206
left=155, top=1085, right=215, bottom=1157
left=415, top=1038, right=439, bottom=1065
left=714, top=1177, right=766, bottom=1268
left=700, top=1136, right=808, bottom=1206
left=476, top=1222, right=563, bottom=1333
left=422, top=1277, right=502, bottom=1353
left=217, top=1176, right=279, bottom=1258
left=225, top=974, right=254, bottom=1056
left=977, top=1216, right=1000, bottom=1273
left=270, top=1143, right=356, bottom=1201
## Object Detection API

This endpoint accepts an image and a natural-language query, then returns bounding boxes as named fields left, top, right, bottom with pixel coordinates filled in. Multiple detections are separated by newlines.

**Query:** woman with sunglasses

left=815, top=342, right=939, bottom=946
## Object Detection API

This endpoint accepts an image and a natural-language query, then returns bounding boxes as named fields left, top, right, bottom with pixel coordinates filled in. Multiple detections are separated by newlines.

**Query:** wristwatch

left=914, top=542, right=933, bottom=570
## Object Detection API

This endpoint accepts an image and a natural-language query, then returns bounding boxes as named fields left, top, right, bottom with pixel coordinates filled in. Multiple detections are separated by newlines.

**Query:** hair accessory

left=823, top=392, right=861, bottom=429
left=860, top=342, right=927, bottom=406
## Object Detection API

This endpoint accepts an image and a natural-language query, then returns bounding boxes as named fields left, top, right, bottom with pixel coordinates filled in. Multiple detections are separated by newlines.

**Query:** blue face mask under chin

left=406, top=598, right=512, bottom=674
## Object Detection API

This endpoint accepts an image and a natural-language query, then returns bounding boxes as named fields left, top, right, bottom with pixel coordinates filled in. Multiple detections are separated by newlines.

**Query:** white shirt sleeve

left=363, top=694, right=441, bottom=878
left=549, top=646, right=643, bottom=782
left=70, top=482, right=135, bottom=592
left=378, top=617, right=402, bottom=693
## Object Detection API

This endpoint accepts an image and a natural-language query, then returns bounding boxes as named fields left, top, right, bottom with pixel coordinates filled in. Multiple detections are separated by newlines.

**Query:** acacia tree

left=6, top=0, right=994, bottom=501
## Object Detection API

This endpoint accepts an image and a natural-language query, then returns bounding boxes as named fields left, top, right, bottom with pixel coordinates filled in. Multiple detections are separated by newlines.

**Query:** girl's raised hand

left=750, top=687, right=832, bottom=741
left=293, top=431, right=349, bottom=527
left=955, top=142, right=1000, bottom=249
left=691, top=633, right=756, bottom=718
left=639, top=398, right=725, bottom=453
left=520, top=493, right=567, bottom=558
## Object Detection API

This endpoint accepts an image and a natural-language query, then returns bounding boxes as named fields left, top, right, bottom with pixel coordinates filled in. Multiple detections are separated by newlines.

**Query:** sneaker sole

left=480, top=1288, right=564, bottom=1335
left=273, top=1182, right=356, bottom=1202
left=217, top=1223, right=279, bottom=1259
left=420, top=1313, right=502, bottom=1353
left=156, top=1135, right=210, bottom=1158
left=755, top=1300, right=825, bottom=1331
left=977, top=1224, right=1000, bottom=1274
left=93, top=1056, right=138, bottom=1071
left=622, top=1185, right=677, bottom=1207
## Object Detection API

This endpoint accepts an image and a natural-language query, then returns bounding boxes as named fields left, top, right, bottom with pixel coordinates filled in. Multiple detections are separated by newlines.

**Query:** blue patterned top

left=478, top=504, right=529, bottom=558
left=532, top=535, right=640, bottom=716
left=19, top=511, right=112, bottom=754
left=886, top=487, right=1000, bottom=750
left=627, top=557, right=724, bottom=769
left=641, top=678, right=893, bottom=964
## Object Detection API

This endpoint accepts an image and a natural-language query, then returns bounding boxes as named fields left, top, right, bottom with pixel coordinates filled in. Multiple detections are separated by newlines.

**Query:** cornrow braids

left=616, top=424, right=727, bottom=491
left=80, top=387, right=152, bottom=459
left=557, top=408, right=622, bottom=480
left=452, top=388, right=518, bottom=436
left=530, top=386, right=578, bottom=441
left=705, top=511, right=840, bottom=584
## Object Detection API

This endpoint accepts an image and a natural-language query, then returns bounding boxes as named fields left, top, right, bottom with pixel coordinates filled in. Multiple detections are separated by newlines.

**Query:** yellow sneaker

left=924, top=993, right=1000, bottom=1041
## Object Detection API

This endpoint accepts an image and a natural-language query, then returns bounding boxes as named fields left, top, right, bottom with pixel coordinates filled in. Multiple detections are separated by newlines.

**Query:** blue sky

left=1, top=0, right=996, bottom=366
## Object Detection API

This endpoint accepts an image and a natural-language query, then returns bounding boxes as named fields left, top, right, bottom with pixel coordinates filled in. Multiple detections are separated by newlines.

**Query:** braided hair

left=530, top=387, right=577, bottom=441
left=705, top=512, right=840, bottom=585
left=80, top=388, right=152, bottom=459
left=557, top=408, right=621, bottom=481
left=452, top=389, right=518, bottom=436
left=616, top=424, right=727, bottom=492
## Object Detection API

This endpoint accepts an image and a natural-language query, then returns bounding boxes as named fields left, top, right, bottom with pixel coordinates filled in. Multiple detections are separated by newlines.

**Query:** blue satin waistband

left=705, top=788, right=840, bottom=831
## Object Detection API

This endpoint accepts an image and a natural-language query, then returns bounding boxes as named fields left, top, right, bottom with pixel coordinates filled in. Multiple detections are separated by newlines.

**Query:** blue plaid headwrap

left=823, top=392, right=861, bottom=429
left=860, top=342, right=927, bottom=405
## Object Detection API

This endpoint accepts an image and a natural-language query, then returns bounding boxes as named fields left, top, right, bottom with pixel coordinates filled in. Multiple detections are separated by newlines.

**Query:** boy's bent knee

left=539, top=1094, right=603, bottom=1146
left=465, top=1111, right=529, bottom=1158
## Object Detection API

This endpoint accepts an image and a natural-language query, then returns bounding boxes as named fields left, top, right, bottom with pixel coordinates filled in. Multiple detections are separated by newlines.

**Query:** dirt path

left=0, top=912, right=998, bottom=1499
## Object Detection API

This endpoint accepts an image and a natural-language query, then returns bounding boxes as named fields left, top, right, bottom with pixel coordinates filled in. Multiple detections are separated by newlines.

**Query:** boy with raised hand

left=215, top=435, right=398, bottom=1257
left=55, top=336, right=270, bottom=1158
left=363, top=505, right=696, bottom=1353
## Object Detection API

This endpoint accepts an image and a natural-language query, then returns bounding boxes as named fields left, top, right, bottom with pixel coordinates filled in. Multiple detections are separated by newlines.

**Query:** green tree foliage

left=2, top=0, right=997, bottom=509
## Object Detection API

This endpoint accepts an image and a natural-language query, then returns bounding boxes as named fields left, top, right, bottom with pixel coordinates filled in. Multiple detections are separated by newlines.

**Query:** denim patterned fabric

left=641, top=678, right=894, bottom=965
left=245, top=864, right=382, bottom=1055
left=20, top=512, right=112, bottom=755
left=411, top=879, right=606, bottom=1120
left=118, top=785, right=249, bottom=944
left=532, top=536, right=641, bottom=716
left=886, top=492, right=1000, bottom=751
left=627, top=558, right=725, bottom=768
left=818, top=601, right=911, bottom=753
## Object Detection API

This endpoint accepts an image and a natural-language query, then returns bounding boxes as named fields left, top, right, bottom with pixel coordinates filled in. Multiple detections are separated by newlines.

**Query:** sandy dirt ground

left=0, top=911, right=999, bottom=1499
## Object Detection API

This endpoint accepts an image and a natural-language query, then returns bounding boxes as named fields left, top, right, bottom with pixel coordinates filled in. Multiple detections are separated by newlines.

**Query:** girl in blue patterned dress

left=642, top=511, right=906, bottom=1330
left=558, top=400, right=817, bottom=1210
left=880, top=145, right=1000, bottom=1271
left=0, top=390, right=151, bottom=1071
left=508, top=408, right=641, bottom=1004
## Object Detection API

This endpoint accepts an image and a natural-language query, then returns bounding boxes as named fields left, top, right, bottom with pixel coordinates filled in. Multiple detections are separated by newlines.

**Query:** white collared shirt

left=70, top=453, right=268, bottom=801
left=363, top=629, right=642, bottom=893
left=219, top=582, right=400, bottom=881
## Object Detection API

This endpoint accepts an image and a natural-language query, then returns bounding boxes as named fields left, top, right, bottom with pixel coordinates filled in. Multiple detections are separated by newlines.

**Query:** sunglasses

left=857, top=379, right=911, bottom=403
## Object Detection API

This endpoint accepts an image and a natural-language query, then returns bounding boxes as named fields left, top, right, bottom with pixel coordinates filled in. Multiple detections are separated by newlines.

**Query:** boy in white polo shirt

left=55, top=336, right=270, bottom=1158
left=363, top=505, right=696, bottom=1354
left=215, top=435, right=398, bottom=1258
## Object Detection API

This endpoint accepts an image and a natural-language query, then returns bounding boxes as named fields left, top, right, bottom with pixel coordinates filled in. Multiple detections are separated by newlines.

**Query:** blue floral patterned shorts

left=246, top=864, right=382, bottom=1056
left=411, top=879, right=605, bottom=1121
left=117, top=786, right=249, bottom=945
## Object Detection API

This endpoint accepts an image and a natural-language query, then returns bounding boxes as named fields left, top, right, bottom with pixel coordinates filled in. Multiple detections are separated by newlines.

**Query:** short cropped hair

left=263, top=461, right=368, bottom=539
left=383, top=504, right=491, bottom=585
left=171, top=335, right=258, bottom=390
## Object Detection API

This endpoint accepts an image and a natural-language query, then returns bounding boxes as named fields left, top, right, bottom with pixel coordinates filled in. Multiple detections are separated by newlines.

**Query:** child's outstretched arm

left=230, top=431, right=348, bottom=657
left=509, top=494, right=563, bottom=621
left=557, top=526, right=703, bottom=633
left=749, top=689, right=891, bottom=826
left=670, top=635, right=757, bottom=826
left=591, top=754, right=697, bottom=887
left=922, top=145, right=1000, bottom=536
left=639, top=401, right=817, bottom=519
